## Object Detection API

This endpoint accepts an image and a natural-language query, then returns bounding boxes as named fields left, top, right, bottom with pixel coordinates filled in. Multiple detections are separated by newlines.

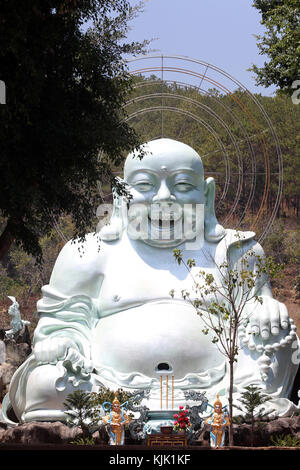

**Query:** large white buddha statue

left=3, top=138, right=299, bottom=424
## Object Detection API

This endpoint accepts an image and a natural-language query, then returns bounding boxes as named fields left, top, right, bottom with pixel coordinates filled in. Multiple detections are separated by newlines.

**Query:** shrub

left=270, top=434, right=300, bottom=447
left=70, top=436, right=96, bottom=446
left=294, top=274, right=300, bottom=300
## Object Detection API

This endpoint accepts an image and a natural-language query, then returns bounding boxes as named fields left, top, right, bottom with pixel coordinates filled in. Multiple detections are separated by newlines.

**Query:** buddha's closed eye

left=134, top=182, right=154, bottom=191
left=174, top=182, right=195, bottom=192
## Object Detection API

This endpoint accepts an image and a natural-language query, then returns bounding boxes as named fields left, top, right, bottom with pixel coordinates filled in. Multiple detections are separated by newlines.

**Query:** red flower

left=174, top=406, right=190, bottom=432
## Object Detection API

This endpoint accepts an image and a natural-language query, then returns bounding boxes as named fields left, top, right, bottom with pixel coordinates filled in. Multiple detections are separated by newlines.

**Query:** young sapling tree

left=171, top=233, right=284, bottom=446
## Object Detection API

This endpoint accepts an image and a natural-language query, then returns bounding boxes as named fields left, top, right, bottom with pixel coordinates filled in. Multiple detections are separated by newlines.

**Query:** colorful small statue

left=205, top=394, right=230, bottom=448
left=102, top=392, right=131, bottom=445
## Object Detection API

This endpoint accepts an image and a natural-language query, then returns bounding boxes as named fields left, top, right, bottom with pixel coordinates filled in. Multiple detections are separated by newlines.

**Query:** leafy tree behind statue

left=251, top=0, right=300, bottom=96
left=0, top=0, right=149, bottom=261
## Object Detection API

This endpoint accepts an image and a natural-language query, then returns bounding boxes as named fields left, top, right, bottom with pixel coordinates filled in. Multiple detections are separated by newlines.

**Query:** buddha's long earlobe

left=98, top=178, right=128, bottom=241
left=204, top=177, right=225, bottom=242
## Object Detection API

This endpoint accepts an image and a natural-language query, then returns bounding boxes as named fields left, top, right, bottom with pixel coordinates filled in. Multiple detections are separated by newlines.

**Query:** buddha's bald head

left=122, top=139, right=206, bottom=247
left=124, top=138, right=204, bottom=182
left=99, top=138, right=225, bottom=245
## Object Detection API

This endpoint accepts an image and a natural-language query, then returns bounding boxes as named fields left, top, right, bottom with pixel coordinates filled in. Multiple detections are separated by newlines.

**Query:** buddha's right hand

left=34, top=337, right=82, bottom=366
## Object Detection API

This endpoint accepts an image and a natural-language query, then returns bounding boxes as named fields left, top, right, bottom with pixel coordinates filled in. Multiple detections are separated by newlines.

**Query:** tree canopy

left=0, top=0, right=148, bottom=260
left=251, top=0, right=300, bottom=94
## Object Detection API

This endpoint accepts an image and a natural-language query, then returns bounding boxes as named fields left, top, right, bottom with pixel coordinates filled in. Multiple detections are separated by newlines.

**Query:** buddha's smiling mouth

left=147, top=203, right=182, bottom=233
left=127, top=203, right=201, bottom=243
left=148, top=216, right=176, bottom=232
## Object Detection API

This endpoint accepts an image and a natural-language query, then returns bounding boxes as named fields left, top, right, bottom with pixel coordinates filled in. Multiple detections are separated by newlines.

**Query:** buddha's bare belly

left=91, top=301, right=224, bottom=380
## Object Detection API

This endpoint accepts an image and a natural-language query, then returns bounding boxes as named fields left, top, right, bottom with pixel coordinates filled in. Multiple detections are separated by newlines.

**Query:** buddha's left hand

left=247, top=297, right=289, bottom=340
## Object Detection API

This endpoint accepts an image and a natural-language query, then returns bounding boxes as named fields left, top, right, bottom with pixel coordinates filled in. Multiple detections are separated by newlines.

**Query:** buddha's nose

left=152, top=181, right=176, bottom=202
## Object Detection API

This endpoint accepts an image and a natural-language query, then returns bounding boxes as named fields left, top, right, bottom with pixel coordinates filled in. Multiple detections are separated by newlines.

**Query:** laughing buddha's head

left=99, top=138, right=225, bottom=247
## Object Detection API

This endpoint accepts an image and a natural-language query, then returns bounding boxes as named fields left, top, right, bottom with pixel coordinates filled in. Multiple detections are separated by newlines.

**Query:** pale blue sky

left=126, top=0, right=276, bottom=96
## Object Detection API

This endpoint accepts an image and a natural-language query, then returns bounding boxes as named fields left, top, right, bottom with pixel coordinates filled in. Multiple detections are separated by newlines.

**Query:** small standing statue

left=205, top=394, right=230, bottom=448
left=102, top=392, right=131, bottom=445
left=5, top=296, right=30, bottom=339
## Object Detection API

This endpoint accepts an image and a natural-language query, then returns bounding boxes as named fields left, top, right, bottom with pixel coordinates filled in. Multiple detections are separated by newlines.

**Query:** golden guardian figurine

left=102, top=392, right=131, bottom=445
left=205, top=394, right=230, bottom=448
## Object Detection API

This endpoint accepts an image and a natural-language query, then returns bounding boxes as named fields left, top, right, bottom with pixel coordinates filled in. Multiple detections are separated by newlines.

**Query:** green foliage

left=172, top=242, right=284, bottom=362
left=0, top=0, right=149, bottom=260
left=263, top=221, right=300, bottom=265
left=234, top=385, right=273, bottom=422
left=234, top=384, right=273, bottom=447
left=64, top=390, right=102, bottom=438
left=294, top=274, right=300, bottom=300
left=287, top=229, right=300, bottom=264
left=64, top=387, right=136, bottom=439
left=172, top=239, right=284, bottom=447
left=173, top=249, right=183, bottom=265
left=263, top=221, right=288, bottom=263
left=270, top=433, right=300, bottom=447
left=89, top=387, right=138, bottom=408
left=251, top=0, right=300, bottom=94
left=231, top=415, right=244, bottom=425
left=0, top=215, right=74, bottom=302
left=255, top=253, right=285, bottom=280
left=70, top=436, right=96, bottom=446
left=264, top=223, right=286, bottom=261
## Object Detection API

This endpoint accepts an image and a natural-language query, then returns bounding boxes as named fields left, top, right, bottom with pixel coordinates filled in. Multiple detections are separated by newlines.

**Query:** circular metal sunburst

left=122, top=54, right=283, bottom=242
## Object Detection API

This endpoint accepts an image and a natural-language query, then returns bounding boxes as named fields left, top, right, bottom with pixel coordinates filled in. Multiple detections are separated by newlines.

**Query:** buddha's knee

left=22, top=364, right=94, bottom=422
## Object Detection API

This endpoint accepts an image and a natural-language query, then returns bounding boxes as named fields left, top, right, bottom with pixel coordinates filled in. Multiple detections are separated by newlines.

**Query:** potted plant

left=173, top=406, right=191, bottom=434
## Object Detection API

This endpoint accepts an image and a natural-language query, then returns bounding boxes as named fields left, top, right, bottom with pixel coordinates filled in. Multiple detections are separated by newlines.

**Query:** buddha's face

left=124, top=139, right=205, bottom=248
